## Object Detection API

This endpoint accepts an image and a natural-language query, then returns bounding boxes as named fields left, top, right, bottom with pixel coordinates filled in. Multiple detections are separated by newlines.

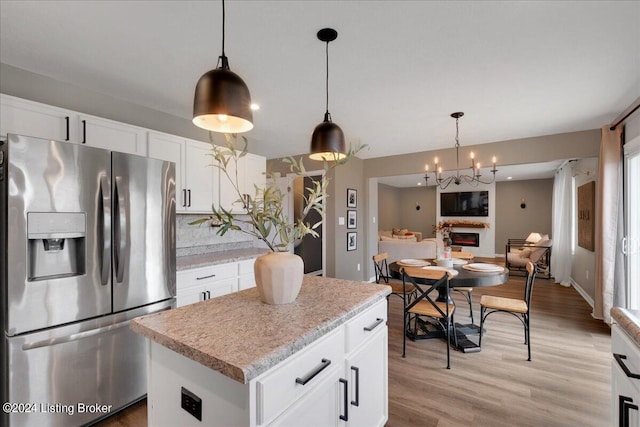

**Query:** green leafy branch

left=190, top=134, right=366, bottom=252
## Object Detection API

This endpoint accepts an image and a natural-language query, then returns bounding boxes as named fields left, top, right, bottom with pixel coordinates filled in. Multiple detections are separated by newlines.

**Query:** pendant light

left=193, top=0, right=253, bottom=133
left=309, top=28, right=346, bottom=161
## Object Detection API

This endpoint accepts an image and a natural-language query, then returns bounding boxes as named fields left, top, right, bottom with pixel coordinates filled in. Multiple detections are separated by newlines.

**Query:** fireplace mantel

left=441, top=221, right=490, bottom=229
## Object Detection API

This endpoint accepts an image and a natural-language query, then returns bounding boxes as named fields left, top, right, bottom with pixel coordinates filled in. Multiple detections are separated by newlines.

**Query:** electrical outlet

left=181, top=387, right=202, bottom=421
left=357, top=263, right=361, bottom=271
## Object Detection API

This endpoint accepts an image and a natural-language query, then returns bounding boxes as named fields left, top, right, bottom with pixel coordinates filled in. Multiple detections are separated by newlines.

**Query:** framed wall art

left=347, top=210, right=357, bottom=229
left=347, top=188, right=357, bottom=208
left=347, top=232, right=357, bottom=251
left=577, top=181, right=595, bottom=251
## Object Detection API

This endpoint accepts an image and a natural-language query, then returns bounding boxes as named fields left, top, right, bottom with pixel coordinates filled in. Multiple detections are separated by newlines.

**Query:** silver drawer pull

left=614, top=353, right=640, bottom=379
left=196, top=274, right=216, bottom=280
left=295, top=359, right=331, bottom=386
left=364, top=318, right=384, bottom=332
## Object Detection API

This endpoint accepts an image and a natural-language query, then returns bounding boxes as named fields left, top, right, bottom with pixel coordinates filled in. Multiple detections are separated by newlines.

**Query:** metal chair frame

left=452, top=288, right=474, bottom=324
left=479, top=262, right=537, bottom=361
left=401, top=267, right=457, bottom=369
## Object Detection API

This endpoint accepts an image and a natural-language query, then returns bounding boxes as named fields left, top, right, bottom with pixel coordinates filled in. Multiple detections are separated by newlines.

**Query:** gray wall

left=571, top=158, right=599, bottom=301
left=377, top=184, right=401, bottom=231
left=495, top=179, right=553, bottom=254
left=398, top=186, right=437, bottom=238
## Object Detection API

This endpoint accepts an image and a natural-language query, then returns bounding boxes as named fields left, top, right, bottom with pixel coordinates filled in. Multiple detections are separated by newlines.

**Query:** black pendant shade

left=309, top=28, right=346, bottom=161
left=309, top=112, right=346, bottom=161
left=193, top=58, right=253, bottom=133
left=192, top=0, right=253, bottom=134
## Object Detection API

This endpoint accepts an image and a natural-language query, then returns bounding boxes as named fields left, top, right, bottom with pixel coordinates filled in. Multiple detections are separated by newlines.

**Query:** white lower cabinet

left=612, top=324, right=640, bottom=426
left=345, top=327, right=388, bottom=427
left=268, top=366, right=342, bottom=427
left=176, top=263, right=238, bottom=307
left=177, top=259, right=260, bottom=307
left=146, top=299, right=388, bottom=427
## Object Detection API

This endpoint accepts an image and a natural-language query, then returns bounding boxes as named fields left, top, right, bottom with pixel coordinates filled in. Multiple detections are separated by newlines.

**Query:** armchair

left=505, top=238, right=552, bottom=279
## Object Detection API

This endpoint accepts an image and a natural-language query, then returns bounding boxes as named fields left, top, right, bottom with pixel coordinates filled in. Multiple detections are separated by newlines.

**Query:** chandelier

left=424, top=112, right=497, bottom=190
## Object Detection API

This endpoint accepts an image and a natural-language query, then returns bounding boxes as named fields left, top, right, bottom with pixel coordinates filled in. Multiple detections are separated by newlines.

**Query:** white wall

left=436, top=182, right=496, bottom=257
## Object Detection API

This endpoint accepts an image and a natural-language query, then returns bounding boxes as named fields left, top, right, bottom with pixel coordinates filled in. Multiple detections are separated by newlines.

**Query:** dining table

left=388, top=259, right=509, bottom=353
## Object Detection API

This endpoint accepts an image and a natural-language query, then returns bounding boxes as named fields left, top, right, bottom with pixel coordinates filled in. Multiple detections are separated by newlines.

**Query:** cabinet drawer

left=177, top=263, right=238, bottom=290
left=207, top=277, right=238, bottom=299
left=256, top=327, right=345, bottom=425
left=612, top=324, right=640, bottom=380
left=345, top=299, right=387, bottom=353
left=238, top=259, right=255, bottom=275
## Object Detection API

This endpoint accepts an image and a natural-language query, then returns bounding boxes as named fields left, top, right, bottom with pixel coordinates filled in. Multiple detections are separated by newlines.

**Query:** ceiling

left=377, top=159, right=566, bottom=188
left=1, top=1, right=639, bottom=160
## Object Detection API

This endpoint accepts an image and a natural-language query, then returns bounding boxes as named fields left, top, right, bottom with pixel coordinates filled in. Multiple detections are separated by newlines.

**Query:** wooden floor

left=96, top=263, right=612, bottom=427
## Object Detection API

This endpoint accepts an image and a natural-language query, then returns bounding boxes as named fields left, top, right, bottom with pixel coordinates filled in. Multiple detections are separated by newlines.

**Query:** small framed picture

left=347, top=232, right=357, bottom=251
left=347, top=210, right=357, bottom=229
left=347, top=188, right=357, bottom=208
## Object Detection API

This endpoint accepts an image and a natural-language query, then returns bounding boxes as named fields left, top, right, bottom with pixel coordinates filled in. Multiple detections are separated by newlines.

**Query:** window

left=625, top=135, right=640, bottom=309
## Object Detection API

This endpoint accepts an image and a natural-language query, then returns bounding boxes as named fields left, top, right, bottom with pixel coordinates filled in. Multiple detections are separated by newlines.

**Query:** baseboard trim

left=368, top=276, right=376, bottom=283
left=570, top=277, right=595, bottom=308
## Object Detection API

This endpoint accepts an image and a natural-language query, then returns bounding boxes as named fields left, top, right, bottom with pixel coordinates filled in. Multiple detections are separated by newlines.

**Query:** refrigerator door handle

left=99, top=175, right=111, bottom=286
left=114, top=176, right=128, bottom=283
left=21, top=303, right=173, bottom=351
left=22, top=319, right=133, bottom=350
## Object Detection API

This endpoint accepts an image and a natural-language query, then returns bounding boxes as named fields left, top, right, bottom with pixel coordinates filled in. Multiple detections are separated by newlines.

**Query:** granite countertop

left=176, top=248, right=269, bottom=270
left=131, top=276, right=391, bottom=384
left=611, top=307, right=640, bottom=347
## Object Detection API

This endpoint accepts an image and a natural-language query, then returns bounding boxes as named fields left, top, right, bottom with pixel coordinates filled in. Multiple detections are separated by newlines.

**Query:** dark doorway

left=293, top=175, right=324, bottom=274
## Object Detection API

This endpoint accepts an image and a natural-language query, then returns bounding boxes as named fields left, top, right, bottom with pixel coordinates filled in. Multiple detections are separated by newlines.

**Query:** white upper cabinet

left=148, top=132, right=216, bottom=214
left=77, top=114, right=147, bottom=156
left=1, top=94, right=75, bottom=142
left=1, top=94, right=146, bottom=156
left=219, top=151, right=266, bottom=213
left=185, top=139, right=216, bottom=213
left=148, top=132, right=185, bottom=209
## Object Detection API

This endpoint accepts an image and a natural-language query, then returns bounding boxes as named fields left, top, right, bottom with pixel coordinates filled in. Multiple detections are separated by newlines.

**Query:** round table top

left=389, top=260, right=509, bottom=288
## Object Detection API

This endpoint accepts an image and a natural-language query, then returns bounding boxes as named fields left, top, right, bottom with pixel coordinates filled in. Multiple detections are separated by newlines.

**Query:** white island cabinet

left=131, top=276, right=390, bottom=427
left=611, top=308, right=640, bottom=427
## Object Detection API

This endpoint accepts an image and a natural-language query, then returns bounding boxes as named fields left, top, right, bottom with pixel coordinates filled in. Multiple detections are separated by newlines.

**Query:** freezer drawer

left=4, top=299, right=174, bottom=427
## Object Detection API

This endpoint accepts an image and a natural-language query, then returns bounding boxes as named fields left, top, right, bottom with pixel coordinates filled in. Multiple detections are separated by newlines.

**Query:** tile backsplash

left=176, top=214, right=259, bottom=257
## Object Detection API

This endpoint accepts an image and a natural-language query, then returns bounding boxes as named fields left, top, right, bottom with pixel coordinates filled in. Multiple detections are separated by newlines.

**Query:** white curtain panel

left=594, top=125, right=624, bottom=323
left=551, top=164, right=572, bottom=286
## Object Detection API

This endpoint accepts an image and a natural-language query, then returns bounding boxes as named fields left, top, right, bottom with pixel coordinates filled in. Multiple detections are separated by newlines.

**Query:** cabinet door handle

left=364, top=318, right=384, bottom=332
left=295, top=358, right=331, bottom=386
left=339, top=378, right=349, bottom=421
left=65, top=116, right=70, bottom=141
left=187, top=189, right=191, bottom=207
left=614, top=353, right=640, bottom=379
left=182, top=189, right=187, bottom=207
left=620, top=395, right=638, bottom=427
left=81, top=119, right=86, bottom=144
left=350, top=366, right=360, bottom=407
left=206, top=290, right=211, bottom=299
left=200, top=291, right=207, bottom=301
left=196, top=274, right=216, bottom=280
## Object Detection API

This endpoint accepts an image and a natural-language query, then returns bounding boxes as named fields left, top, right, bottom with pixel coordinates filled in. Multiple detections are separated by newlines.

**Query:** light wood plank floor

left=96, top=263, right=611, bottom=427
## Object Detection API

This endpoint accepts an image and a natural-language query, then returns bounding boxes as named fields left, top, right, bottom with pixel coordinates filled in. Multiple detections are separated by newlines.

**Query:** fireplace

left=450, top=232, right=480, bottom=247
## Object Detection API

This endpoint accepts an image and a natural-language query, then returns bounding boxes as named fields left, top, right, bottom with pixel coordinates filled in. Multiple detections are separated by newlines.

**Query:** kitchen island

left=131, top=275, right=391, bottom=427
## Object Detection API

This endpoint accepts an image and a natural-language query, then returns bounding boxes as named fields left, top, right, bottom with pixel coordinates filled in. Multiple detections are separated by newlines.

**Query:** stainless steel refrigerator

left=0, top=134, right=176, bottom=426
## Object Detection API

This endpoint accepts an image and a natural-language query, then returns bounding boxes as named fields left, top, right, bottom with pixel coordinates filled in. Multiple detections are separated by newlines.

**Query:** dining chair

left=450, top=252, right=474, bottom=323
left=401, top=266, right=456, bottom=369
left=478, top=261, right=537, bottom=361
left=373, top=252, right=415, bottom=310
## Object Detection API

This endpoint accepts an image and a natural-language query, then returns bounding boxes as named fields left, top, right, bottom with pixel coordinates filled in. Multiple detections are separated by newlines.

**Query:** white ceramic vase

left=254, top=252, right=304, bottom=305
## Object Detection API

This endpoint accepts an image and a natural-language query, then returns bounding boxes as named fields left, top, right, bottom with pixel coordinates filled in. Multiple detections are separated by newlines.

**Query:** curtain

left=551, top=164, right=572, bottom=286
left=594, top=125, right=624, bottom=323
